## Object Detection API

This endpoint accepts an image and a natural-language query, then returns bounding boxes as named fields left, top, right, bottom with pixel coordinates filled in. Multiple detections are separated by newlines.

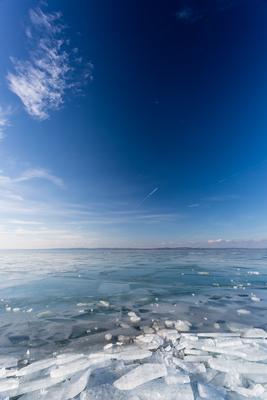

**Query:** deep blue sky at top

left=0, top=0, right=266, bottom=248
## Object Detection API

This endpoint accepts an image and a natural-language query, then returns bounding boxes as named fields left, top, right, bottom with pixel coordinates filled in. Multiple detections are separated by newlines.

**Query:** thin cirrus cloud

left=187, top=195, right=238, bottom=209
left=0, top=168, right=64, bottom=188
left=188, top=203, right=199, bottom=208
left=15, top=168, right=64, bottom=188
left=176, top=1, right=241, bottom=23
left=0, top=106, right=12, bottom=140
left=7, top=6, right=93, bottom=120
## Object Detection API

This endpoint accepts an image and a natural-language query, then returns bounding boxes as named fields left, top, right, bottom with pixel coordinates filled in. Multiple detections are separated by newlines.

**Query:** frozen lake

left=1, top=249, right=267, bottom=357
left=0, top=248, right=267, bottom=398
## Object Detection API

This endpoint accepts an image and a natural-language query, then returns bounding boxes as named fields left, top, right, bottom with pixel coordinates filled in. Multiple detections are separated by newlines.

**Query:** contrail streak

left=137, top=187, right=159, bottom=208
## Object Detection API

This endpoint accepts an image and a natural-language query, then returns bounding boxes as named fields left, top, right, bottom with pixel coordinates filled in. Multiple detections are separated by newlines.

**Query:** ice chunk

left=104, top=343, right=113, bottom=350
left=17, top=376, right=64, bottom=396
left=80, top=391, right=87, bottom=400
left=179, top=334, right=198, bottom=350
left=50, top=358, right=91, bottom=379
left=105, top=333, right=112, bottom=341
left=62, top=369, right=91, bottom=399
left=99, top=300, right=110, bottom=308
left=192, top=344, right=246, bottom=359
left=165, top=320, right=175, bottom=328
left=209, top=358, right=267, bottom=374
left=212, top=371, right=243, bottom=388
left=201, top=368, right=218, bottom=383
left=87, top=352, right=113, bottom=365
left=142, top=326, right=155, bottom=334
left=243, top=373, right=267, bottom=384
left=0, top=377, right=19, bottom=392
left=237, top=309, right=251, bottom=315
left=241, top=328, right=267, bottom=338
left=197, top=382, right=226, bottom=400
left=165, top=373, right=190, bottom=385
left=184, top=349, right=209, bottom=356
left=0, top=367, right=17, bottom=378
left=173, top=358, right=206, bottom=374
left=231, top=383, right=265, bottom=397
left=193, top=341, right=267, bottom=362
left=250, top=294, right=261, bottom=302
left=237, top=347, right=267, bottom=362
left=16, top=358, right=56, bottom=376
left=134, top=381, right=194, bottom=400
left=113, top=347, right=152, bottom=361
left=183, top=355, right=211, bottom=362
left=174, top=320, right=192, bottom=332
left=0, top=356, right=18, bottom=369
left=89, top=346, right=152, bottom=363
left=214, top=338, right=243, bottom=348
left=113, top=363, right=167, bottom=390
left=19, top=384, right=65, bottom=400
left=226, top=322, right=251, bottom=333
left=135, top=334, right=163, bottom=350
left=197, top=332, right=240, bottom=338
left=157, top=329, right=180, bottom=342
left=56, top=353, right=85, bottom=365
left=128, top=312, right=141, bottom=323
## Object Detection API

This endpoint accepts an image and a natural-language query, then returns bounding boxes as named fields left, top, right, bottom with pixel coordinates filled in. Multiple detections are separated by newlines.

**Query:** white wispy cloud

left=0, top=225, right=100, bottom=249
left=203, top=194, right=239, bottom=202
left=0, top=106, right=12, bottom=140
left=7, top=6, right=93, bottom=120
left=188, top=203, right=199, bottom=208
left=0, top=168, right=63, bottom=188
left=208, top=238, right=226, bottom=244
left=187, top=195, right=239, bottom=210
left=9, top=219, right=43, bottom=225
left=15, top=168, right=64, bottom=187
left=176, top=1, right=241, bottom=23
left=176, top=7, right=202, bottom=23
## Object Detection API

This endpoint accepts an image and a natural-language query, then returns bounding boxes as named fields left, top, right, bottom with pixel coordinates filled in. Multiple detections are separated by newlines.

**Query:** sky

left=0, top=0, right=266, bottom=249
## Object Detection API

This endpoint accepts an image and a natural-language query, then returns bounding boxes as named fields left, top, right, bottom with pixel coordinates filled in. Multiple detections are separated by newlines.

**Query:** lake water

left=0, top=248, right=267, bottom=363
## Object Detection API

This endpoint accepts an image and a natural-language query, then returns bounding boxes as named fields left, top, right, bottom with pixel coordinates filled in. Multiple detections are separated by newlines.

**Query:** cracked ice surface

left=1, top=249, right=267, bottom=398
left=0, top=324, right=267, bottom=399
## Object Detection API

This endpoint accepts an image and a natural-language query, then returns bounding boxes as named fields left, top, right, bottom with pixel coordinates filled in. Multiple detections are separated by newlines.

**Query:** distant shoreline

left=0, top=247, right=266, bottom=251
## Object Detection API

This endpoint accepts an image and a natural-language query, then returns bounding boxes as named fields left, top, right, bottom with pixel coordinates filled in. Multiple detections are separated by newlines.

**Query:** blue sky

left=0, top=0, right=267, bottom=248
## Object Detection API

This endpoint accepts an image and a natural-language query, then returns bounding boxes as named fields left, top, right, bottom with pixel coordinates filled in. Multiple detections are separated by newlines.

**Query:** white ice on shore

left=50, top=358, right=91, bottom=379
left=62, top=369, right=91, bottom=399
left=98, top=300, right=110, bottom=308
left=197, top=382, right=226, bottom=400
left=174, top=320, right=192, bottom=331
left=56, top=353, right=85, bottom=365
left=113, top=363, right=167, bottom=390
left=0, top=377, right=19, bottom=392
left=2, top=322, right=267, bottom=399
left=128, top=311, right=141, bottom=323
left=0, top=356, right=18, bottom=369
left=237, top=308, right=251, bottom=315
left=16, top=358, right=56, bottom=376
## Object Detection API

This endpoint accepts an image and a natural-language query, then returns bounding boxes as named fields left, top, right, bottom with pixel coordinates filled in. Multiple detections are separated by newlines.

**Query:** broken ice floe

left=2, top=322, right=267, bottom=399
left=128, top=311, right=141, bottom=323
left=113, top=363, right=167, bottom=390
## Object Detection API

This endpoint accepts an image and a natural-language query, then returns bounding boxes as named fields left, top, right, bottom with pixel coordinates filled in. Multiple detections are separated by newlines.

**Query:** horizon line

left=0, top=246, right=266, bottom=251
